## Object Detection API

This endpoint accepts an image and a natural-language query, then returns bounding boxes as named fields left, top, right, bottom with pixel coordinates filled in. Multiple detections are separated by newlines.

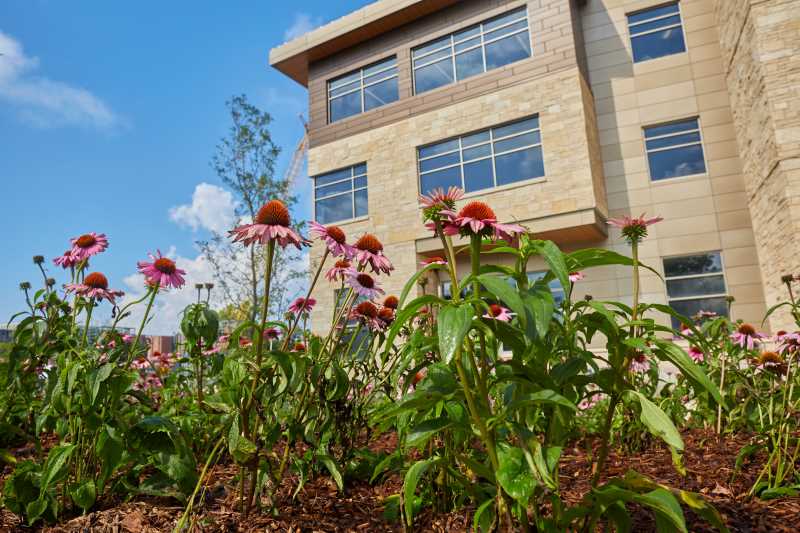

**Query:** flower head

left=607, top=213, right=662, bottom=244
left=326, top=260, right=352, bottom=283
left=411, top=367, right=428, bottom=386
left=483, top=304, right=513, bottom=322
left=288, top=297, right=316, bottom=315
left=378, top=306, right=395, bottom=326
left=569, top=272, right=585, bottom=283
left=731, top=323, right=766, bottom=350
left=291, top=342, right=306, bottom=352
left=688, top=345, right=704, bottom=363
left=442, top=201, right=525, bottom=242
left=346, top=271, right=385, bottom=300
left=353, top=234, right=393, bottom=275
left=53, top=249, right=81, bottom=269
left=776, top=331, right=800, bottom=355
left=419, top=186, right=464, bottom=210
left=754, top=351, right=787, bottom=375
left=420, top=256, right=447, bottom=266
left=350, top=301, right=383, bottom=330
left=383, top=295, right=399, bottom=310
left=310, top=221, right=352, bottom=258
left=65, top=271, right=124, bottom=303
left=137, top=250, right=186, bottom=289
left=229, top=200, right=307, bottom=249
left=630, top=351, right=650, bottom=373
left=69, top=232, right=109, bottom=262
left=693, top=310, right=718, bottom=322
left=263, top=327, right=281, bottom=340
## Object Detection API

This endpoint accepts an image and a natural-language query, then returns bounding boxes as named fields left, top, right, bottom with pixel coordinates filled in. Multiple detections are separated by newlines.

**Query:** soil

left=2, top=430, right=798, bottom=532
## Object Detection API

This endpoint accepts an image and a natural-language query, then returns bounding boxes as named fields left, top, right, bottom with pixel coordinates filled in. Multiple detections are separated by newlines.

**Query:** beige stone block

left=707, top=157, right=743, bottom=177
left=726, top=265, right=763, bottom=286
left=650, top=177, right=713, bottom=202
left=634, top=65, right=693, bottom=92
left=694, top=74, right=727, bottom=96
left=722, top=246, right=760, bottom=268
left=658, top=233, right=722, bottom=256
left=705, top=139, right=741, bottom=160
left=728, top=283, right=766, bottom=304
left=691, top=57, right=725, bottom=78
left=713, top=192, right=748, bottom=213
left=640, top=97, right=698, bottom=122
left=607, top=187, right=653, bottom=209
left=701, top=123, right=737, bottom=144
left=717, top=209, right=753, bottom=231
left=711, top=174, right=746, bottom=194
left=658, top=214, right=718, bottom=237
left=698, top=90, right=731, bottom=111
left=732, top=303, right=768, bottom=326
left=720, top=228, right=756, bottom=249
left=689, top=42, right=722, bottom=63
left=636, top=81, right=696, bottom=106
left=654, top=195, right=717, bottom=218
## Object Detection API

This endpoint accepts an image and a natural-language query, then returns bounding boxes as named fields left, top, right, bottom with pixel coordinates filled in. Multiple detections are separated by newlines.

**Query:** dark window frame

left=313, top=164, right=368, bottom=224
left=627, top=2, right=687, bottom=63
left=327, top=56, right=399, bottom=123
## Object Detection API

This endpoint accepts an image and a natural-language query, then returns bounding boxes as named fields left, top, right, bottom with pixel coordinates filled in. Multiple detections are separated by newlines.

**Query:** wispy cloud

left=169, top=183, right=237, bottom=234
left=0, top=30, right=120, bottom=129
left=284, top=13, right=324, bottom=42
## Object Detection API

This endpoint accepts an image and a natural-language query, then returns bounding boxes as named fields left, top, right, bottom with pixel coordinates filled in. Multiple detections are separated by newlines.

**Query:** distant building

left=0, top=326, right=14, bottom=343
left=149, top=335, right=175, bottom=356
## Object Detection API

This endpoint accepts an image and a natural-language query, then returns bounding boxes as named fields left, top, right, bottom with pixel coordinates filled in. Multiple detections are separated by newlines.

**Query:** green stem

left=174, top=436, right=224, bottom=532
left=126, top=285, right=159, bottom=367
left=281, top=248, right=329, bottom=351
left=81, top=299, right=95, bottom=348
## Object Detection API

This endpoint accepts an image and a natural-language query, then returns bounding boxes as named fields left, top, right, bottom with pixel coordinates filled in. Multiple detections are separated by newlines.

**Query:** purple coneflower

left=69, top=232, right=109, bottom=262
left=569, top=271, right=585, bottom=283
left=65, top=272, right=124, bottom=303
left=420, top=256, right=447, bottom=266
left=419, top=186, right=464, bottom=210
left=630, top=352, right=650, bottom=373
left=53, top=249, right=81, bottom=269
left=442, top=201, right=525, bottom=242
left=607, top=213, right=663, bottom=244
left=350, top=301, right=383, bottom=331
left=310, top=221, right=352, bottom=258
left=730, top=323, right=766, bottom=350
left=138, top=251, right=186, bottom=289
left=754, top=351, right=787, bottom=375
left=383, top=295, right=399, bottom=310
left=353, top=234, right=393, bottom=275
left=229, top=200, right=306, bottom=249
left=346, top=271, right=385, bottom=300
left=688, top=345, right=704, bottom=363
left=378, top=307, right=395, bottom=326
left=326, top=259, right=352, bottom=283
left=263, top=327, right=281, bottom=340
left=288, top=297, right=316, bottom=315
left=483, top=304, right=513, bottom=322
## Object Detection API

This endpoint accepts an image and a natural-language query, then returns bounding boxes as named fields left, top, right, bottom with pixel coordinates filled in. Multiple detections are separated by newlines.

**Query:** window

left=644, top=118, right=706, bottom=180
left=328, top=57, right=399, bottom=123
left=663, top=252, right=728, bottom=328
left=627, top=3, right=686, bottom=63
left=314, top=164, right=368, bottom=224
left=526, top=271, right=565, bottom=305
left=412, top=7, right=531, bottom=94
left=418, top=116, right=544, bottom=195
left=440, top=280, right=471, bottom=300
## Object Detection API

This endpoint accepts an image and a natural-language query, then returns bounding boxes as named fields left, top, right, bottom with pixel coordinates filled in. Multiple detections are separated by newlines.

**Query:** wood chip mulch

left=1, top=430, right=798, bottom=532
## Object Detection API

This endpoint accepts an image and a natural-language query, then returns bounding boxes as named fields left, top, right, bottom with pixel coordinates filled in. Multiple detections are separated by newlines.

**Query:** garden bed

left=3, top=430, right=798, bottom=532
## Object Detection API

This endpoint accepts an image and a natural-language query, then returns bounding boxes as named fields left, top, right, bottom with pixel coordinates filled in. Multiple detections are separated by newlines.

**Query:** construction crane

left=284, top=114, right=309, bottom=187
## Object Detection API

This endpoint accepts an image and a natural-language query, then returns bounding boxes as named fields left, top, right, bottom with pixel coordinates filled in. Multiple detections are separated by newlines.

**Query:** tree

left=199, top=95, right=306, bottom=325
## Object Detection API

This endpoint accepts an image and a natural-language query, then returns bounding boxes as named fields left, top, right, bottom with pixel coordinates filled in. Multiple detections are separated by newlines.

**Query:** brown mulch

left=1, top=430, right=798, bottom=532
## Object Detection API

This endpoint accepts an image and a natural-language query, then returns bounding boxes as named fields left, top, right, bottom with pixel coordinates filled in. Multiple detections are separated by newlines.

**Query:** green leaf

left=227, top=417, right=256, bottom=464
left=567, top=248, right=662, bottom=279
left=437, top=304, right=474, bottom=364
left=504, top=390, right=576, bottom=413
left=677, top=490, right=730, bottom=532
left=654, top=341, right=724, bottom=408
left=40, top=444, right=75, bottom=493
left=474, top=498, right=496, bottom=533
left=96, top=425, right=124, bottom=490
left=478, top=274, right=527, bottom=328
left=69, top=480, right=96, bottom=511
left=316, top=453, right=344, bottom=492
left=406, top=417, right=452, bottom=448
left=641, top=488, right=687, bottom=532
left=403, top=459, right=432, bottom=526
left=25, top=497, right=48, bottom=525
left=624, top=391, right=683, bottom=452
left=496, top=443, right=536, bottom=503
left=399, top=263, right=447, bottom=309
left=532, top=240, right=570, bottom=295
left=90, top=363, right=114, bottom=405
left=523, top=282, right=555, bottom=338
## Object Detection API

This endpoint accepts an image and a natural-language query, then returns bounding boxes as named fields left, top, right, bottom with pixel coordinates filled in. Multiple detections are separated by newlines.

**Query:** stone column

left=714, top=0, right=800, bottom=330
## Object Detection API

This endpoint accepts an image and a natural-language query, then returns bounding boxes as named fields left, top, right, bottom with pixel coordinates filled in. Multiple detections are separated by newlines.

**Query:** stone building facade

left=269, top=0, right=799, bottom=333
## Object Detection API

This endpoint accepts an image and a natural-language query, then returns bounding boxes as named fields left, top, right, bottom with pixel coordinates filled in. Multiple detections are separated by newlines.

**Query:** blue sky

left=0, top=0, right=372, bottom=333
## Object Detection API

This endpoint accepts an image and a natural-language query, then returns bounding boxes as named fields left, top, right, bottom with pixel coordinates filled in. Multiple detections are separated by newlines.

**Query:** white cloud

left=168, top=183, right=237, bottom=234
left=284, top=13, right=324, bottom=42
left=115, top=247, right=222, bottom=336
left=0, top=30, right=119, bottom=129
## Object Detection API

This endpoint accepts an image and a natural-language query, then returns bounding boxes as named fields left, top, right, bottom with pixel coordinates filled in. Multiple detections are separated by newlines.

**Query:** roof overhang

left=269, top=0, right=461, bottom=87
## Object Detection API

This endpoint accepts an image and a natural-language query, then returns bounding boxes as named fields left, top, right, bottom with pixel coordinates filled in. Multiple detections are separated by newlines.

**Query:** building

left=269, top=0, right=800, bottom=334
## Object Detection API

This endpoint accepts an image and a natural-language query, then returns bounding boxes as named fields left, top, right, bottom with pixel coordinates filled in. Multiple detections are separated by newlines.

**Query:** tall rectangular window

left=328, top=57, right=399, bottom=123
left=418, top=116, right=544, bottom=195
left=627, top=2, right=686, bottom=63
left=314, top=164, right=368, bottom=224
left=663, top=252, right=729, bottom=327
left=412, top=7, right=531, bottom=94
left=644, top=118, right=706, bottom=180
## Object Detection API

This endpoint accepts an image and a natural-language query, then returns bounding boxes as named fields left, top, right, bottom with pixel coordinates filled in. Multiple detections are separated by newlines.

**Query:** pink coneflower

left=137, top=251, right=186, bottom=289
left=578, top=392, right=604, bottom=411
left=53, top=249, right=80, bottom=269
left=69, top=232, right=109, bottom=262
left=229, top=200, right=306, bottom=249
left=776, top=331, right=800, bottom=354
left=419, top=186, right=464, bottom=210
left=630, top=352, right=650, bottom=373
left=288, top=297, right=316, bottom=315
left=693, top=310, right=718, bottom=322
left=688, top=345, right=704, bottom=362
left=346, top=271, right=385, bottom=300
left=350, top=301, right=383, bottom=330
left=310, top=221, right=352, bottom=258
left=411, top=367, right=428, bottom=386
left=483, top=304, right=513, bottom=322
left=753, top=351, right=787, bottom=375
left=569, top=272, right=585, bottom=283
left=263, top=327, right=281, bottom=340
left=442, top=201, right=525, bottom=242
left=122, top=334, right=135, bottom=344
left=353, top=234, right=393, bottom=275
left=383, top=295, right=399, bottom=310
left=420, top=256, right=447, bottom=266
left=326, top=259, right=352, bottom=283
left=65, top=272, right=124, bottom=303
left=607, top=213, right=663, bottom=243
left=291, top=342, right=306, bottom=352
left=239, top=337, right=252, bottom=348
left=731, top=323, right=766, bottom=350
left=378, top=306, right=395, bottom=326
